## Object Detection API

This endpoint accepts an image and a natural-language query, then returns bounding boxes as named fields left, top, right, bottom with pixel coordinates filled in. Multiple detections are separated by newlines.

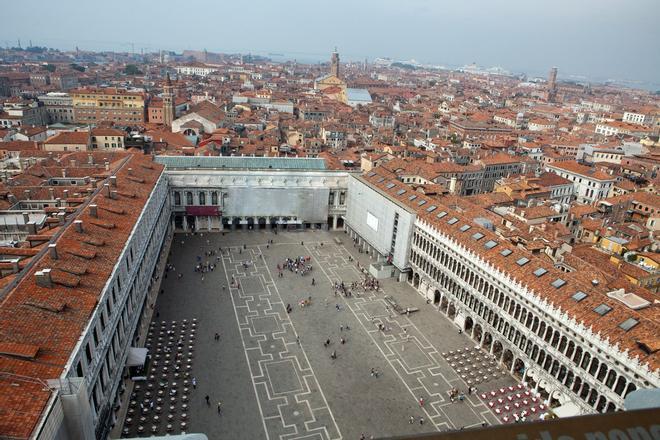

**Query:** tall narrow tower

left=162, top=73, right=174, bottom=127
left=547, top=67, right=558, bottom=102
left=330, top=48, right=340, bottom=78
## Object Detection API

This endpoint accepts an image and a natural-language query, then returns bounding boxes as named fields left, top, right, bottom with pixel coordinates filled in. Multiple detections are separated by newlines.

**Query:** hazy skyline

left=3, top=0, right=659, bottom=87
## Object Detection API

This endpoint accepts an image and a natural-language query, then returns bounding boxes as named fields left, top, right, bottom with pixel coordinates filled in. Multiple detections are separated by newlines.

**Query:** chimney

left=26, top=221, right=37, bottom=234
left=70, top=159, right=77, bottom=168
left=35, top=268, right=52, bottom=288
left=48, top=243, right=58, bottom=260
left=104, top=161, right=110, bottom=171
left=10, top=259, right=19, bottom=274
left=8, top=194, right=17, bottom=204
left=57, top=211, right=66, bottom=225
left=110, top=176, right=117, bottom=187
left=90, top=179, right=97, bottom=188
left=90, top=204, right=98, bottom=218
left=55, top=197, right=61, bottom=207
left=48, top=187, right=55, bottom=199
left=110, top=190, right=118, bottom=200
left=24, top=189, right=31, bottom=200
left=104, top=183, right=111, bottom=197
left=22, top=212, right=29, bottom=224
left=62, top=169, right=66, bottom=178
left=128, top=167, right=133, bottom=176
left=74, top=219, right=83, bottom=232
left=63, top=189, right=69, bottom=199
left=88, top=154, right=94, bottom=165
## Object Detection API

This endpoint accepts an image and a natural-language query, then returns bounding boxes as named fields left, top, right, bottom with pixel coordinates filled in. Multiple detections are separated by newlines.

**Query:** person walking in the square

left=217, top=402, right=222, bottom=414
left=192, top=377, right=197, bottom=389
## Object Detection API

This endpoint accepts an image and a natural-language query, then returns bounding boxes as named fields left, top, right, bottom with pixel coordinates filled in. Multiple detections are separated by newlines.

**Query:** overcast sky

left=3, top=0, right=659, bottom=87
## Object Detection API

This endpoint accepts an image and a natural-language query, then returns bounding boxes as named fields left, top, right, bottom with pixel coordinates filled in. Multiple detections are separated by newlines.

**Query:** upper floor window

left=199, top=192, right=206, bottom=205
left=185, top=192, right=193, bottom=205
left=174, top=192, right=181, bottom=205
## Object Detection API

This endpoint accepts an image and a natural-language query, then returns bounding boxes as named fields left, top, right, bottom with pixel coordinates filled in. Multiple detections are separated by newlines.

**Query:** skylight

left=367, top=171, right=376, bottom=177
left=500, top=249, right=512, bottom=257
left=409, top=195, right=417, bottom=201
left=516, top=257, right=530, bottom=266
left=551, top=278, right=567, bottom=289
left=572, top=291, right=587, bottom=302
left=396, top=189, right=406, bottom=195
left=484, top=240, right=498, bottom=249
left=377, top=177, right=385, bottom=183
left=533, top=268, right=548, bottom=277
left=594, top=304, right=612, bottom=316
left=426, top=205, right=437, bottom=213
left=436, top=211, right=447, bottom=219
left=619, top=318, right=639, bottom=332
left=418, top=200, right=427, bottom=206
left=459, top=224, right=471, bottom=232
left=386, top=182, right=396, bottom=189
left=448, top=217, right=459, bottom=225
left=472, top=232, right=484, bottom=241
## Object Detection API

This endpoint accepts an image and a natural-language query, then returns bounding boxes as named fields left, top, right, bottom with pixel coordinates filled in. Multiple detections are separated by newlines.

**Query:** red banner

left=185, top=206, right=221, bottom=216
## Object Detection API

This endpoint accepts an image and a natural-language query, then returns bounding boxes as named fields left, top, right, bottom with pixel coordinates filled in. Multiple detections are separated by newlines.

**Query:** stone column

left=332, top=215, right=338, bottom=230
left=266, top=217, right=271, bottom=229
left=183, top=216, right=188, bottom=231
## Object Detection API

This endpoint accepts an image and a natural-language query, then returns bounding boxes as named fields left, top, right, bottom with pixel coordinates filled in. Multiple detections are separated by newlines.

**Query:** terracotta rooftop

left=547, top=161, right=615, bottom=181
left=0, top=152, right=163, bottom=439
left=361, top=167, right=660, bottom=373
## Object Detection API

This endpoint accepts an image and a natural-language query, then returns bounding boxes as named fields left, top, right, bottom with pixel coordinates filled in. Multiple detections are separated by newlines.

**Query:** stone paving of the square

left=146, top=230, right=517, bottom=440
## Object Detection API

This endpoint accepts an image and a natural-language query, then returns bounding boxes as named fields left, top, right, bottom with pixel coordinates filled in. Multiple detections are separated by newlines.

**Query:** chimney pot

left=48, top=243, right=58, bottom=260
left=90, top=204, right=98, bottom=218
left=63, top=189, right=69, bottom=199
left=22, top=212, right=29, bottom=223
left=10, top=258, right=19, bottom=273
left=36, top=268, right=52, bottom=288
left=88, top=154, right=94, bottom=164
left=74, top=219, right=83, bottom=232
left=111, top=190, right=118, bottom=200
left=104, top=183, right=111, bottom=197
left=110, top=176, right=117, bottom=187
left=105, top=161, right=110, bottom=171
left=26, top=221, right=37, bottom=234
left=48, top=188, right=55, bottom=198
left=57, top=212, right=66, bottom=225
left=24, top=189, right=31, bottom=200
left=128, top=167, right=133, bottom=175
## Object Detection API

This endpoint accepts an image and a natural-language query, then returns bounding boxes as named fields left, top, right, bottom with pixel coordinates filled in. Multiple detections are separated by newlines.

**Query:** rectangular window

left=533, top=268, right=548, bottom=277
left=619, top=318, right=639, bottom=332
left=516, top=257, right=530, bottom=266
left=551, top=278, right=567, bottom=289
left=594, top=304, right=612, bottom=316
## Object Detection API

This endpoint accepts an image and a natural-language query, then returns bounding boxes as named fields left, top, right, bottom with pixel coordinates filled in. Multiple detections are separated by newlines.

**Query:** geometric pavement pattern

left=222, top=246, right=342, bottom=440
left=302, top=242, right=500, bottom=432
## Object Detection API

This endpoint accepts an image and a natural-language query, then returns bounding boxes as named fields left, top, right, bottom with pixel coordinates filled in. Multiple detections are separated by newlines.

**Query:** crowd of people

left=278, top=256, right=313, bottom=276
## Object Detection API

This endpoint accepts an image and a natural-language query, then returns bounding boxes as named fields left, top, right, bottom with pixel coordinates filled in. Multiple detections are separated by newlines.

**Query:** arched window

left=199, top=192, right=206, bottom=205
left=174, top=192, right=181, bottom=205
left=185, top=192, right=193, bottom=205
left=211, top=192, right=218, bottom=205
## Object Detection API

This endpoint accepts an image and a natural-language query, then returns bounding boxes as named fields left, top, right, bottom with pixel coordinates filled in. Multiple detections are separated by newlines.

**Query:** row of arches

left=409, top=228, right=639, bottom=413
left=173, top=190, right=225, bottom=207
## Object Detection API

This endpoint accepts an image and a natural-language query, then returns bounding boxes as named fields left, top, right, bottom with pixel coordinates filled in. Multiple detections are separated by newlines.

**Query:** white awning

left=126, top=347, right=148, bottom=367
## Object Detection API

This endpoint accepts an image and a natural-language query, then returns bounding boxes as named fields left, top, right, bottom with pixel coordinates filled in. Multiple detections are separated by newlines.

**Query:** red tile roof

left=0, top=152, right=163, bottom=439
